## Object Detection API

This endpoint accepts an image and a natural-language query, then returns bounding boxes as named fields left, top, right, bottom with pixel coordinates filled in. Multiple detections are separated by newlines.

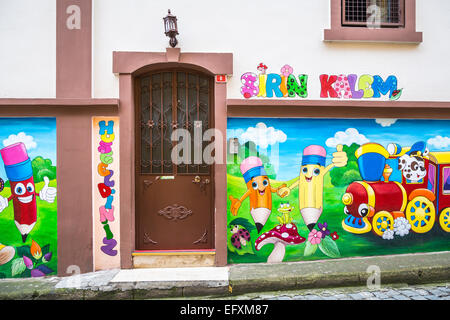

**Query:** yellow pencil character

left=278, top=144, right=347, bottom=230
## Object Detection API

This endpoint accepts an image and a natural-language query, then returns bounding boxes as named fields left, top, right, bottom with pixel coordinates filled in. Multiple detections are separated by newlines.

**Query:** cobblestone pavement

left=211, top=282, right=450, bottom=300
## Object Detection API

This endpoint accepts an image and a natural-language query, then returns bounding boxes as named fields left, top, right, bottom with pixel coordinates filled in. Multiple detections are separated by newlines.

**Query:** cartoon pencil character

left=278, top=144, right=347, bottom=231
left=0, top=142, right=56, bottom=242
left=229, top=156, right=286, bottom=233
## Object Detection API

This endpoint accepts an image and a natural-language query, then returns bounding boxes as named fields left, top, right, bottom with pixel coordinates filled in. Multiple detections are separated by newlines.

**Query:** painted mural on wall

left=92, top=117, right=120, bottom=270
left=240, top=63, right=402, bottom=100
left=0, top=118, right=57, bottom=277
left=227, top=118, right=450, bottom=264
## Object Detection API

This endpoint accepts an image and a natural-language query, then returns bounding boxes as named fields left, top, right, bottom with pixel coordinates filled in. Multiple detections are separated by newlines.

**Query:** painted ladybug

left=231, top=233, right=242, bottom=249
left=238, top=229, right=250, bottom=241
left=230, top=225, right=251, bottom=249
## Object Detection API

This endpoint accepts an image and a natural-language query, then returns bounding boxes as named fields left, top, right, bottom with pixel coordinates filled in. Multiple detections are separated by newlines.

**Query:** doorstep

left=132, top=249, right=216, bottom=268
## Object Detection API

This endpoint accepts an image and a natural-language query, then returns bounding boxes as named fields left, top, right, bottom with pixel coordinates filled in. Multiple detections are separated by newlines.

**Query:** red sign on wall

left=216, top=75, right=227, bottom=83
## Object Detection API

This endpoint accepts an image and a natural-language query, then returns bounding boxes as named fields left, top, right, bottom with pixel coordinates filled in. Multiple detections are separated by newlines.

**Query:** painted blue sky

left=0, top=118, right=56, bottom=180
left=227, top=118, right=450, bottom=181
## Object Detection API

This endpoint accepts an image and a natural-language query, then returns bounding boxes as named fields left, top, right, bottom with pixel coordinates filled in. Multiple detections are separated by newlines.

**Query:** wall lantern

left=163, top=9, right=179, bottom=48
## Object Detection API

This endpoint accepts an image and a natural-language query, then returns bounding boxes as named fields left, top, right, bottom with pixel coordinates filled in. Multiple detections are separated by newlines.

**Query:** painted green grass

left=0, top=179, right=57, bottom=277
left=227, top=174, right=450, bottom=264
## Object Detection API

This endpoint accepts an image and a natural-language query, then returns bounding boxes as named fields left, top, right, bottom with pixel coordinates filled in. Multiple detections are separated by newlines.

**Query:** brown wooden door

left=135, top=70, right=214, bottom=250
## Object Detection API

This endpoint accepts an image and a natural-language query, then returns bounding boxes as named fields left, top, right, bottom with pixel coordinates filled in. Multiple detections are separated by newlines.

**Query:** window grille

left=342, top=0, right=404, bottom=27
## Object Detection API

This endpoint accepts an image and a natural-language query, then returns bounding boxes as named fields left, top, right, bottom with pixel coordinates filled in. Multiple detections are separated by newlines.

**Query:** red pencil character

left=0, top=142, right=56, bottom=242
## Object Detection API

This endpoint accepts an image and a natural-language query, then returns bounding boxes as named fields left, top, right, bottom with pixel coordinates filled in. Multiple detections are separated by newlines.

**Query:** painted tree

left=31, top=156, right=56, bottom=183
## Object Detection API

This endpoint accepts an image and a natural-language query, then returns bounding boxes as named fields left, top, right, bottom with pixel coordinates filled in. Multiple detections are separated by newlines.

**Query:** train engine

left=341, top=143, right=408, bottom=236
left=342, top=141, right=450, bottom=237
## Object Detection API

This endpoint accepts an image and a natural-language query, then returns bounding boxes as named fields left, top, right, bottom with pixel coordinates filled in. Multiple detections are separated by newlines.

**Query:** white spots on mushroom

left=254, top=222, right=307, bottom=263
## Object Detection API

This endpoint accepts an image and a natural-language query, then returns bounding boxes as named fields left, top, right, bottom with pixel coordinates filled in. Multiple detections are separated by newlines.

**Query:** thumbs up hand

left=332, top=144, right=348, bottom=167
left=39, top=177, right=57, bottom=203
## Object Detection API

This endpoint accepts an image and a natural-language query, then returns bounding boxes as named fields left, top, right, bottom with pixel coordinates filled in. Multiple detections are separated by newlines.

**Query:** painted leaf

left=11, top=258, right=26, bottom=277
left=41, top=244, right=50, bottom=256
left=304, top=241, right=318, bottom=257
left=16, top=245, right=31, bottom=258
left=227, top=228, right=254, bottom=256
left=389, top=88, right=402, bottom=101
left=318, top=236, right=341, bottom=258
left=36, top=265, right=54, bottom=275
left=228, top=218, right=255, bottom=231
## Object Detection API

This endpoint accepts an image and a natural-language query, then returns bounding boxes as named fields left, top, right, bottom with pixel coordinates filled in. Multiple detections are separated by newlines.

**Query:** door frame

left=114, top=48, right=233, bottom=267
left=134, top=68, right=216, bottom=250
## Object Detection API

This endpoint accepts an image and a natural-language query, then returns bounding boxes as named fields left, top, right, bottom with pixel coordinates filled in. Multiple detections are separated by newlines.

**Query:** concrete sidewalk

left=0, top=251, right=448, bottom=299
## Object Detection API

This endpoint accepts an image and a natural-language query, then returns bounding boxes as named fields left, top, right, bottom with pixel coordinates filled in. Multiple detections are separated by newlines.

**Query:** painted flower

left=280, top=64, right=293, bottom=77
left=31, top=269, right=45, bottom=278
left=23, top=256, right=33, bottom=269
left=317, top=222, right=330, bottom=238
left=308, top=229, right=323, bottom=245
left=30, top=240, right=42, bottom=260
left=42, top=252, right=52, bottom=263
left=331, top=231, right=339, bottom=241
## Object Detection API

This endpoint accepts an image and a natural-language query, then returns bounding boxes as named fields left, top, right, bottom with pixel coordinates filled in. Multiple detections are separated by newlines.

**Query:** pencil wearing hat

left=229, top=156, right=286, bottom=233
left=0, top=142, right=57, bottom=242
left=278, top=144, right=347, bottom=231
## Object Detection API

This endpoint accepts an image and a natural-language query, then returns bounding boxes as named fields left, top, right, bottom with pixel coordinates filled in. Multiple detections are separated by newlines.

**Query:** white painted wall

left=92, top=0, right=450, bottom=101
left=0, top=0, right=449, bottom=101
left=0, top=0, right=56, bottom=98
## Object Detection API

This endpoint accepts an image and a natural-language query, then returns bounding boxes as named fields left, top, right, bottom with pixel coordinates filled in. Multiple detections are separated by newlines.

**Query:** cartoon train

left=341, top=142, right=450, bottom=236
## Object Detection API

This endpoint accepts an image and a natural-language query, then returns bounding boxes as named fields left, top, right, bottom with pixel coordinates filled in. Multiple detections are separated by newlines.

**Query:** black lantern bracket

left=163, top=9, right=179, bottom=48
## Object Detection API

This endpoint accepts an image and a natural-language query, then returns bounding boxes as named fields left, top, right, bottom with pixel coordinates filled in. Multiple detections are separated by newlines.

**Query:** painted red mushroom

left=255, top=223, right=306, bottom=263
left=257, top=63, right=268, bottom=74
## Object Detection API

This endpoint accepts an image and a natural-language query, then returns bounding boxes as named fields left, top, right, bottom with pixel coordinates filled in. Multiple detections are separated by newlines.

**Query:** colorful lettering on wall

left=240, top=63, right=308, bottom=99
left=320, top=74, right=403, bottom=100
left=226, top=118, right=450, bottom=265
left=93, top=117, right=120, bottom=270
left=0, top=118, right=57, bottom=278
left=240, top=65, right=403, bottom=100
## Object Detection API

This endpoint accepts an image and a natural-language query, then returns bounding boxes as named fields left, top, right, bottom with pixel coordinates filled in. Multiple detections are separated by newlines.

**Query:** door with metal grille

left=135, top=70, right=214, bottom=250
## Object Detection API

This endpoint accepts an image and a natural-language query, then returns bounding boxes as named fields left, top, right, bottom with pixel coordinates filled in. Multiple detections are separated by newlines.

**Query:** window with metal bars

left=342, top=0, right=404, bottom=27
left=137, top=70, right=213, bottom=175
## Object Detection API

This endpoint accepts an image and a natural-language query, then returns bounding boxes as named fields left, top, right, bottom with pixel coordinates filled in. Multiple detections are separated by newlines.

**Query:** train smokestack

left=382, top=164, right=393, bottom=182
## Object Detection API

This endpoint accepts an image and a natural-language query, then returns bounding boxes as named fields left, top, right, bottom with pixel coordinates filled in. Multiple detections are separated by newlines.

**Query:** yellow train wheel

left=372, top=211, right=394, bottom=236
left=405, top=196, right=435, bottom=233
left=439, top=208, right=450, bottom=232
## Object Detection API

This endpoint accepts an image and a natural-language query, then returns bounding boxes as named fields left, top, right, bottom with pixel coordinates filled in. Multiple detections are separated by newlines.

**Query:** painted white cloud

left=326, top=128, right=369, bottom=148
left=227, top=128, right=245, bottom=140
left=3, top=132, right=37, bottom=150
left=427, top=135, right=450, bottom=149
left=375, top=119, right=397, bottom=127
left=240, top=122, right=287, bottom=149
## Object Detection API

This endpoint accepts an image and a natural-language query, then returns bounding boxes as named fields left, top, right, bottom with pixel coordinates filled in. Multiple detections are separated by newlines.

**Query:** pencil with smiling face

left=229, top=156, right=286, bottom=233
left=278, top=144, right=347, bottom=231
